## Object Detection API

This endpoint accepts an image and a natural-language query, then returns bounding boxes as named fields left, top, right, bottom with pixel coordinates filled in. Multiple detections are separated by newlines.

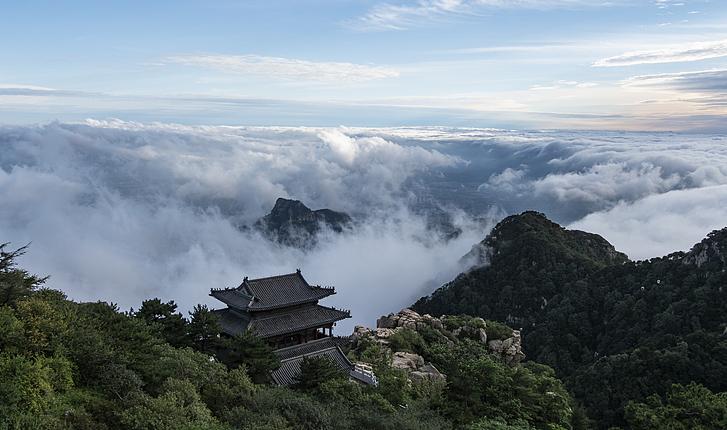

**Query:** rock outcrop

left=683, top=227, right=727, bottom=267
left=353, top=308, right=525, bottom=384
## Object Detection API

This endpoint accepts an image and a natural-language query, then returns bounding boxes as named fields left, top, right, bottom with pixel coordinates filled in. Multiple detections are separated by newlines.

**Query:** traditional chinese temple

left=210, top=270, right=376, bottom=386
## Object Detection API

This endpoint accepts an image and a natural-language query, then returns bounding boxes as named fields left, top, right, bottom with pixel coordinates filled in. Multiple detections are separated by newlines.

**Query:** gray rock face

left=410, top=363, right=446, bottom=384
left=392, top=352, right=425, bottom=370
left=452, top=325, right=487, bottom=343
left=683, top=229, right=727, bottom=267
left=487, top=330, right=525, bottom=365
left=392, top=352, right=445, bottom=384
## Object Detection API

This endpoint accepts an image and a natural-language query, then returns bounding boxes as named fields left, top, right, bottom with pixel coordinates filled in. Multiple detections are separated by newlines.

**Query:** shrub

left=485, top=320, right=514, bottom=341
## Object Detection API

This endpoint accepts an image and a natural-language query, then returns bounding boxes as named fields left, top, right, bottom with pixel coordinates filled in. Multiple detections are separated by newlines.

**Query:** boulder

left=392, top=352, right=425, bottom=370
left=488, top=331, right=524, bottom=365
left=391, top=353, right=446, bottom=385
left=352, top=325, right=372, bottom=338
left=410, top=363, right=446, bottom=384
left=412, top=363, right=446, bottom=384
left=374, top=328, right=397, bottom=339
left=376, top=315, right=397, bottom=329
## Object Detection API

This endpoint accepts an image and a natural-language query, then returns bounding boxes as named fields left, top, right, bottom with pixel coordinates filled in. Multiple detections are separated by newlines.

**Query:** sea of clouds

left=1, top=120, right=726, bottom=330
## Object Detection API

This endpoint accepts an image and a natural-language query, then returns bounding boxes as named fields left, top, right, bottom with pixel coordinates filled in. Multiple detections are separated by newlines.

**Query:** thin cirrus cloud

left=593, top=39, right=727, bottom=67
left=350, top=0, right=619, bottom=31
left=165, top=54, right=400, bottom=83
left=624, top=69, right=727, bottom=92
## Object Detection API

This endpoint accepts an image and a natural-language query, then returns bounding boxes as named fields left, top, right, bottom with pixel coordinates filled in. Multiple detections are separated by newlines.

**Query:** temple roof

left=209, top=289, right=253, bottom=311
left=211, top=308, right=250, bottom=337
left=271, top=338, right=353, bottom=386
left=210, top=270, right=335, bottom=312
left=249, top=304, right=349, bottom=338
left=213, top=304, right=350, bottom=339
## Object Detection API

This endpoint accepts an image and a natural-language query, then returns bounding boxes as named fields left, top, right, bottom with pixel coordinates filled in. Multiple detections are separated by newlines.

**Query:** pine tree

left=294, top=356, right=346, bottom=392
left=217, top=332, right=280, bottom=383
left=0, top=243, right=46, bottom=306
left=187, top=304, right=221, bottom=354
left=135, top=298, right=189, bottom=347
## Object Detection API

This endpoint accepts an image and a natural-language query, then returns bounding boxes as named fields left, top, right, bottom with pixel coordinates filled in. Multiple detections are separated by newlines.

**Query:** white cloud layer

left=2, top=122, right=726, bottom=329
left=0, top=121, right=470, bottom=331
left=570, top=185, right=727, bottom=260
left=166, top=54, right=400, bottom=82
left=594, top=39, right=727, bottom=67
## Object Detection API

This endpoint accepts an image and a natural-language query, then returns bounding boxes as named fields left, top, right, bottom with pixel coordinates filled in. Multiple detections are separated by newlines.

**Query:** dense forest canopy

left=414, top=212, right=727, bottom=428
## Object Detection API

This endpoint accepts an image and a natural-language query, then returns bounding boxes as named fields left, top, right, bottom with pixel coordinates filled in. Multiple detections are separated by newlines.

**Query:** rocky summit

left=255, top=197, right=352, bottom=248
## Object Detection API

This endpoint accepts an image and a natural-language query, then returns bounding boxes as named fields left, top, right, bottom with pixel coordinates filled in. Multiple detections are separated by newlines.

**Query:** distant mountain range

left=414, top=211, right=727, bottom=428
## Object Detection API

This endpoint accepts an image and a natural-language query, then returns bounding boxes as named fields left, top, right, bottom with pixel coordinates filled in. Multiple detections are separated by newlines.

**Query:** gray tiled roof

left=212, top=308, right=250, bottom=336
left=209, top=288, right=253, bottom=311
left=210, top=271, right=336, bottom=312
left=274, top=337, right=342, bottom=360
left=244, top=272, right=335, bottom=311
left=248, top=304, right=350, bottom=338
left=271, top=338, right=354, bottom=386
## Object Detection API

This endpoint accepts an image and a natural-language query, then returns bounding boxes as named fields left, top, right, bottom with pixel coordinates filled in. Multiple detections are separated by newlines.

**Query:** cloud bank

left=570, top=185, right=727, bottom=260
left=2, top=122, right=726, bottom=329
left=0, top=121, right=474, bottom=331
left=356, top=127, right=727, bottom=260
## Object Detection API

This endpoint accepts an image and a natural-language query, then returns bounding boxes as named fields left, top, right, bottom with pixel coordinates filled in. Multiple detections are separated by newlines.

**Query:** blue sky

left=2, top=0, right=727, bottom=130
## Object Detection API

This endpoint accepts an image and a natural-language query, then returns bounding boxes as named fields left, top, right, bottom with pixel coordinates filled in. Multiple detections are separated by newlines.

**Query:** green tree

left=465, top=418, right=534, bottom=430
left=135, top=298, right=189, bottom=347
left=217, top=332, right=280, bottom=383
left=625, top=383, right=727, bottom=430
left=0, top=243, right=46, bottom=306
left=119, top=378, right=228, bottom=430
left=187, top=304, right=221, bottom=354
left=0, top=353, right=74, bottom=428
left=293, top=356, right=346, bottom=392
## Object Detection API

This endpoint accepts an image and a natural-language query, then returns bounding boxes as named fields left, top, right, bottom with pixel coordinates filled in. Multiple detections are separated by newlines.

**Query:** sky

left=2, top=0, right=727, bottom=130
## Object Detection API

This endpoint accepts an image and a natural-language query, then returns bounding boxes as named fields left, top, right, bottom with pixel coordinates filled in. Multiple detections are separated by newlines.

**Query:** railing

left=351, top=363, right=379, bottom=386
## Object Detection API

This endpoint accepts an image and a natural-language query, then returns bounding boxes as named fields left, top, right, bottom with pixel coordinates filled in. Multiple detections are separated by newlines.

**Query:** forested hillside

left=0, top=242, right=577, bottom=430
left=414, top=212, right=727, bottom=428
left=2, top=213, right=726, bottom=429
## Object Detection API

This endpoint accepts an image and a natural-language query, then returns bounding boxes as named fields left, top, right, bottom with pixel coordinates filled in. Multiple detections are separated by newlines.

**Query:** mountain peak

left=256, top=198, right=352, bottom=248
left=480, top=211, right=628, bottom=268
left=270, top=198, right=312, bottom=217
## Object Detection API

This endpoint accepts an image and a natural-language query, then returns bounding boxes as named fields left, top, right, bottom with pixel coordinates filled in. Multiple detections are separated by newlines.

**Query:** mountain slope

left=413, top=211, right=727, bottom=428
left=414, top=211, right=627, bottom=327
